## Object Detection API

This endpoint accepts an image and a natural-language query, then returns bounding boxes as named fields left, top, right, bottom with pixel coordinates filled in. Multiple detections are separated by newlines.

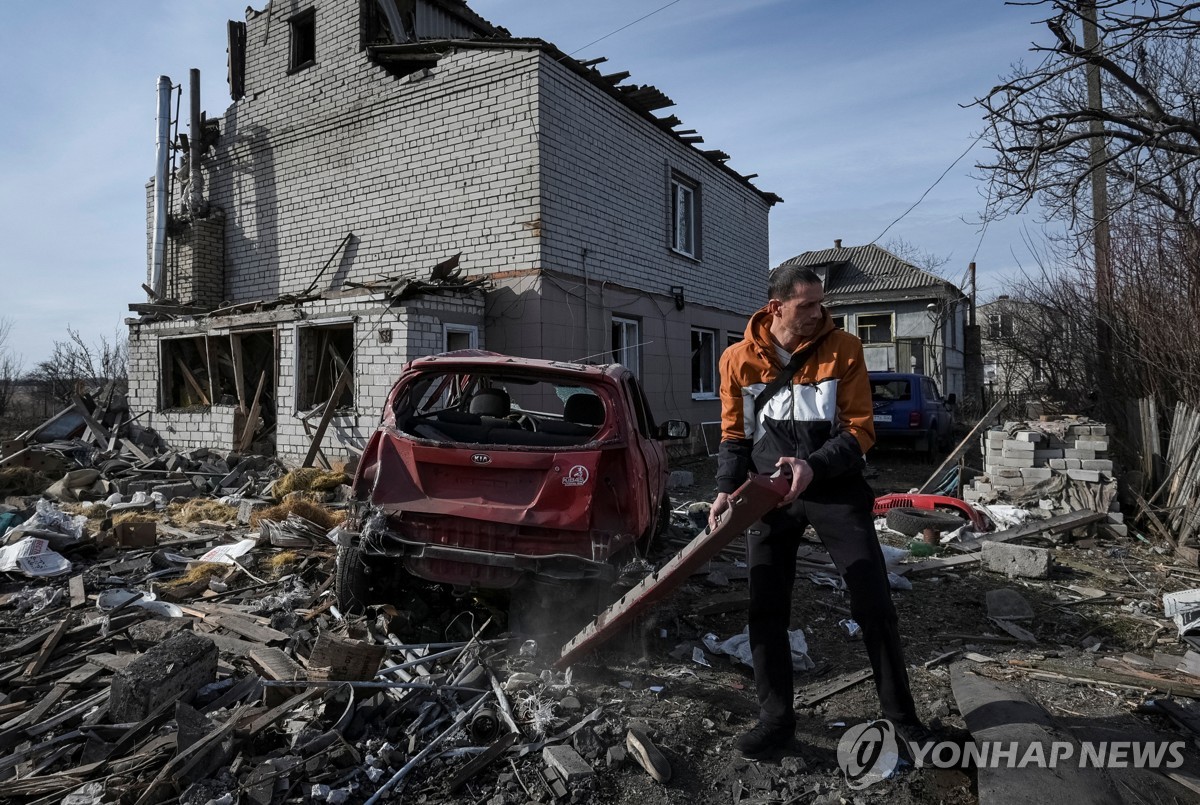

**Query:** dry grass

left=112, top=511, right=163, bottom=525
left=168, top=498, right=239, bottom=524
left=0, top=467, right=51, bottom=496
left=273, top=468, right=349, bottom=499
left=161, top=562, right=227, bottom=589
left=250, top=497, right=345, bottom=530
left=265, top=550, right=302, bottom=576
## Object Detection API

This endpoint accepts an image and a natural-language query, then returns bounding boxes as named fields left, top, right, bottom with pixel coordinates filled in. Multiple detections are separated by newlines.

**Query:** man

left=710, top=264, right=926, bottom=757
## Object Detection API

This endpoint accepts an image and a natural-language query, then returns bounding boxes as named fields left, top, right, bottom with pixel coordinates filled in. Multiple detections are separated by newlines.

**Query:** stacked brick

left=964, top=419, right=1125, bottom=534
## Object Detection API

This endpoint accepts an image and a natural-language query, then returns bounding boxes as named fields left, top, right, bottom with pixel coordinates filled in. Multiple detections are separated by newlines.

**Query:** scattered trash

left=703, top=626, right=814, bottom=671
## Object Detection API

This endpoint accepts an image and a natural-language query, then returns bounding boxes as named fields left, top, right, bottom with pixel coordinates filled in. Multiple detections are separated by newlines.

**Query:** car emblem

left=471, top=453, right=491, bottom=464
left=562, top=465, right=590, bottom=486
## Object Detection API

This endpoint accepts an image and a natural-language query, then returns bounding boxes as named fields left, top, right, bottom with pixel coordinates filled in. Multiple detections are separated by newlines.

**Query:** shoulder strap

left=753, top=330, right=833, bottom=419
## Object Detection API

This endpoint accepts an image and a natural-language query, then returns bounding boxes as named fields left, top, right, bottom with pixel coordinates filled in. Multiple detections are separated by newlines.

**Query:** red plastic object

left=555, top=471, right=791, bottom=668
left=873, top=493, right=991, bottom=532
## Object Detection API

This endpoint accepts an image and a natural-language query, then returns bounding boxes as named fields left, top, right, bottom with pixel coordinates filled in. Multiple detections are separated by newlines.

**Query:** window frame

left=988, top=311, right=1014, bottom=339
left=295, top=320, right=355, bottom=412
left=288, top=8, right=317, bottom=74
left=611, top=316, right=641, bottom=375
left=443, top=323, right=479, bottom=352
left=670, top=172, right=701, bottom=259
left=691, top=326, right=719, bottom=400
left=856, top=312, right=894, bottom=345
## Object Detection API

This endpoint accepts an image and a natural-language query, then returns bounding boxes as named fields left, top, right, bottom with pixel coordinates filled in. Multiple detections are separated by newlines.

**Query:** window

left=726, top=332, right=742, bottom=349
left=856, top=313, right=893, bottom=344
left=443, top=323, right=478, bottom=352
left=988, top=311, right=1013, bottom=339
left=1031, top=359, right=1044, bottom=383
left=691, top=327, right=717, bottom=398
left=297, top=323, right=354, bottom=410
left=289, top=9, right=316, bottom=73
left=670, top=174, right=700, bottom=258
left=831, top=315, right=845, bottom=330
left=611, top=317, right=641, bottom=375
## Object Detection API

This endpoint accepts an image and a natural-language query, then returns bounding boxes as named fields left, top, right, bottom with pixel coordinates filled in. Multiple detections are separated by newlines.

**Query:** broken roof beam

left=577, top=56, right=607, bottom=68
left=599, top=70, right=631, bottom=85
left=621, top=85, right=674, bottom=112
left=700, top=149, right=731, bottom=162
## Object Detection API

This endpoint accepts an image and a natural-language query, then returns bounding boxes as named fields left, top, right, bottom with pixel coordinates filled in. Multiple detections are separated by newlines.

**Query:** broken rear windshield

left=871, top=379, right=912, bottom=402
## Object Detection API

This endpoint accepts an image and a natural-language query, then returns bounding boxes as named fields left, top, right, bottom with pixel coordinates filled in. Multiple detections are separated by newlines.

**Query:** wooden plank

left=243, top=689, right=320, bottom=737
left=301, top=362, right=354, bottom=468
left=1013, top=659, right=1200, bottom=698
left=70, top=394, right=110, bottom=447
left=119, top=438, right=151, bottom=464
left=24, top=617, right=72, bottom=679
left=229, top=334, right=247, bottom=412
left=796, top=668, right=873, bottom=707
left=951, top=509, right=1108, bottom=554
left=917, top=396, right=1006, bottom=494
left=250, top=647, right=306, bottom=681
left=237, top=370, right=267, bottom=453
left=448, top=732, right=519, bottom=793
left=209, top=614, right=289, bottom=645
left=895, top=552, right=980, bottom=576
left=173, top=355, right=211, bottom=406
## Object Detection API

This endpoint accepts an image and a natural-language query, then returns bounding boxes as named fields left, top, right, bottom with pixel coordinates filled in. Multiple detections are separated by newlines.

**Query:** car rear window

left=871, top=379, right=912, bottom=402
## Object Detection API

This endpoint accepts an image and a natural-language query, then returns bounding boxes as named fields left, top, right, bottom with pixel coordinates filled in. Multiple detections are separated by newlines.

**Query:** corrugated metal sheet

left=780, top=244, right=953, bottom=296
left=417, top=0, right=483, bottom=40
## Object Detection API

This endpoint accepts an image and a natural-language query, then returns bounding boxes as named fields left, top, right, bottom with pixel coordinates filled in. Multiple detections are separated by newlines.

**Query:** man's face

left=769, top=281, right=825, bottom=340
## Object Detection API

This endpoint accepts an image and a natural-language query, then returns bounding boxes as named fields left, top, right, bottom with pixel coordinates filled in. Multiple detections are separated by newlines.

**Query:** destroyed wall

left=127, top=292, right=484, bottom=462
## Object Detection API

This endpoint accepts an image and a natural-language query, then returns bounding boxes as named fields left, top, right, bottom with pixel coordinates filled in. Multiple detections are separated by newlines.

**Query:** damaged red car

left=336, top=351, right=689, bottom=616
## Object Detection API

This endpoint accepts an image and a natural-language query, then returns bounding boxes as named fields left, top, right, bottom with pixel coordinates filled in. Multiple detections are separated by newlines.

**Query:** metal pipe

left=150, top=75, right=172, bottom=298
left=188, top=68, right=204, bottom=216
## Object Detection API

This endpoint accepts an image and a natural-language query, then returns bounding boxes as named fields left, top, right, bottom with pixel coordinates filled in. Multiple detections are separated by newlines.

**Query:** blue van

left=867, top=372, right=955, bottom=455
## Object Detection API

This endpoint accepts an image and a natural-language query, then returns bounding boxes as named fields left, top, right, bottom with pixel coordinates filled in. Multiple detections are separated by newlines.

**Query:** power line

left=569, top=0, right=686, bottom=56
left=869, top=134, right=982, bottom=246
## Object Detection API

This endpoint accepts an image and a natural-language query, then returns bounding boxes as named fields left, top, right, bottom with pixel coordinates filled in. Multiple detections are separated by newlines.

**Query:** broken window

left=161, top=337, right=214, bottom=409
left=691, top=327, right=717, bottom=399
left=289, top=9, right=316, bottom=73
left=611, top=316, right=640, bottom=375
left=443, top=323, right=478, bottom=352
left=297, top=324, right=354, bottom=411
left=856, top=313, right=893, bottom=344
left=671, top=174, right=700, bottom=258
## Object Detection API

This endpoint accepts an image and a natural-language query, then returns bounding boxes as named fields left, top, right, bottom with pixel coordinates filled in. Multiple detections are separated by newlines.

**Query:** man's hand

left=775, top=456, right=814, bottom=505
left=708, top=492, right=732, bottom=531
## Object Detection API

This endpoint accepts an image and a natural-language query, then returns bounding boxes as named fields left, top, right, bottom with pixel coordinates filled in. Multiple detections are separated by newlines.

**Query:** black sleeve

left=716, top=437, right=753, bottom=494
left=805, top=430, right=865, bottom=480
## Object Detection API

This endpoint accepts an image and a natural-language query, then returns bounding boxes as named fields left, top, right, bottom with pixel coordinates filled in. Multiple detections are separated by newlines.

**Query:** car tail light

left=909, top=411, right=921, bottom=428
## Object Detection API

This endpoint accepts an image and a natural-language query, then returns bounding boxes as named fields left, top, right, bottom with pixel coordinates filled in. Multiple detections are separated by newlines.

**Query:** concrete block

left=1106, top=523, right=1129, bottom=537
left=1081, top=459, right=1114, bottom=472
left=1107, top=511, right=1125, bottom=524
left=1067, top=469, right=1101, bottom=483
left=1034, top=449, right=1064, bottom=460
left=981, top=541, right=1053, bottom=579
left=993, top=468, right=1022, bottom=478
left=110, top=631, right=217, bottom=723
left=1048, top=459, right=1068, bottom=470
left=973, top=481, right=993, bottom=493
left=606, top=745, right=627, bottom=768
left=152, top=481, right=201, bottom=501
left=1001, top=456, right=1035, bottom=468
left=1065, top=459, right=1082, bottom=469
left=1002, top=440, right=1036, bottom=452
left=1002, top=448, right=1037, bottom=459
left=1074, top=439, right=1109, bottom=452
left=543, top=744, right=593, bottom=782
left=1063, top=449, right=1095, bottom=460
left=1019, top=467, right=1053, bottom=482
left=667, top=470, right=694, bottom=489
left=237, top=499, right=270, bottom=525
left=1089, top=425, right=1108, bottom=437
left=991, top=476, right=1026, bottom=489
left=127, top=618, right=192, bottom=649
left=963, top=489, right=987, bottom=503
left=1014, top=431, right=1043, bottom=443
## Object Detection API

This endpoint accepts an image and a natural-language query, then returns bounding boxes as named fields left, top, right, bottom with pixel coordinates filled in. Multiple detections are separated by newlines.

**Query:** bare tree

left=975, top=1, right=1200, bottom=229
left=27, top=327, right=128, bottom=404
left=0, top=318, right=21, bottom=418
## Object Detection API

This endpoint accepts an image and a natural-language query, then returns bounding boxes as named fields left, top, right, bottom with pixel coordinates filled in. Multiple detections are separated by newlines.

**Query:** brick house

left=777, top=242, right=968, bottom=401
left=125, top=0, right=778, bottom=463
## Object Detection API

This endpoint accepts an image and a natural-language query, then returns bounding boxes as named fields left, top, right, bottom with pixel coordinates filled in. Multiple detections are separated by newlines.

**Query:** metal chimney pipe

left=150, top=75, right=172, bottom=299
left=188, top=68, right=204, bottom=216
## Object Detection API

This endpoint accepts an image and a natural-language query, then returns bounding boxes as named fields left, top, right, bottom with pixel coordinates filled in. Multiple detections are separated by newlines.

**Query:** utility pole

left=1081, top=1, right=1114, bottom=406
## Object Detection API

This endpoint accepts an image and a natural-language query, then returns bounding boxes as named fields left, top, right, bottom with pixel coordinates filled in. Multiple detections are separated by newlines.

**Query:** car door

left=624, top=375, right=665, bottom=530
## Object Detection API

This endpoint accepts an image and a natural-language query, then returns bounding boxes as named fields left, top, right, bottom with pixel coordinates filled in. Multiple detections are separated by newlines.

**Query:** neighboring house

left=776, top=242, right=968, bottom=401
left=978, top=295, right=1085, bottom=402
left=125, top=0, right=778, bottom=463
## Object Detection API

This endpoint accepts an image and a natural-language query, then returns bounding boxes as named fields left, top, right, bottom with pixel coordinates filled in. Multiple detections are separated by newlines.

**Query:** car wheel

left=335, top=542, right=372, bottom=615
left=885, top=506, right=968, bottom=537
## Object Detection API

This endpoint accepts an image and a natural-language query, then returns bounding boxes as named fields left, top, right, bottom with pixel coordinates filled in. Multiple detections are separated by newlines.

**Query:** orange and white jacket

left=716, top=306, right=875, bottom=494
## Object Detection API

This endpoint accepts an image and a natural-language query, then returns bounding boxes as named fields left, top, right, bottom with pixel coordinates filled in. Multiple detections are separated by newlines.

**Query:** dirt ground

left=3, top=449, right=1200, bottom=804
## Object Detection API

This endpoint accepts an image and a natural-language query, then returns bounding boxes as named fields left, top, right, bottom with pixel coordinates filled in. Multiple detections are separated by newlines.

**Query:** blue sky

left=0, top=0, right=1053, bottom=365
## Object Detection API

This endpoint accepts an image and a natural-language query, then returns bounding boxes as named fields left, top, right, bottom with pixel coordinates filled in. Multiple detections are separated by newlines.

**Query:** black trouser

left=746, top=473, right=918, bottom=729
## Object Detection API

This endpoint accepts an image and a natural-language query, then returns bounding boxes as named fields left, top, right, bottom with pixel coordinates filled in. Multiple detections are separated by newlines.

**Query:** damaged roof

left=364, top=3, right=780, bottom=206
left=779, top=244, right=962, bottom=299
